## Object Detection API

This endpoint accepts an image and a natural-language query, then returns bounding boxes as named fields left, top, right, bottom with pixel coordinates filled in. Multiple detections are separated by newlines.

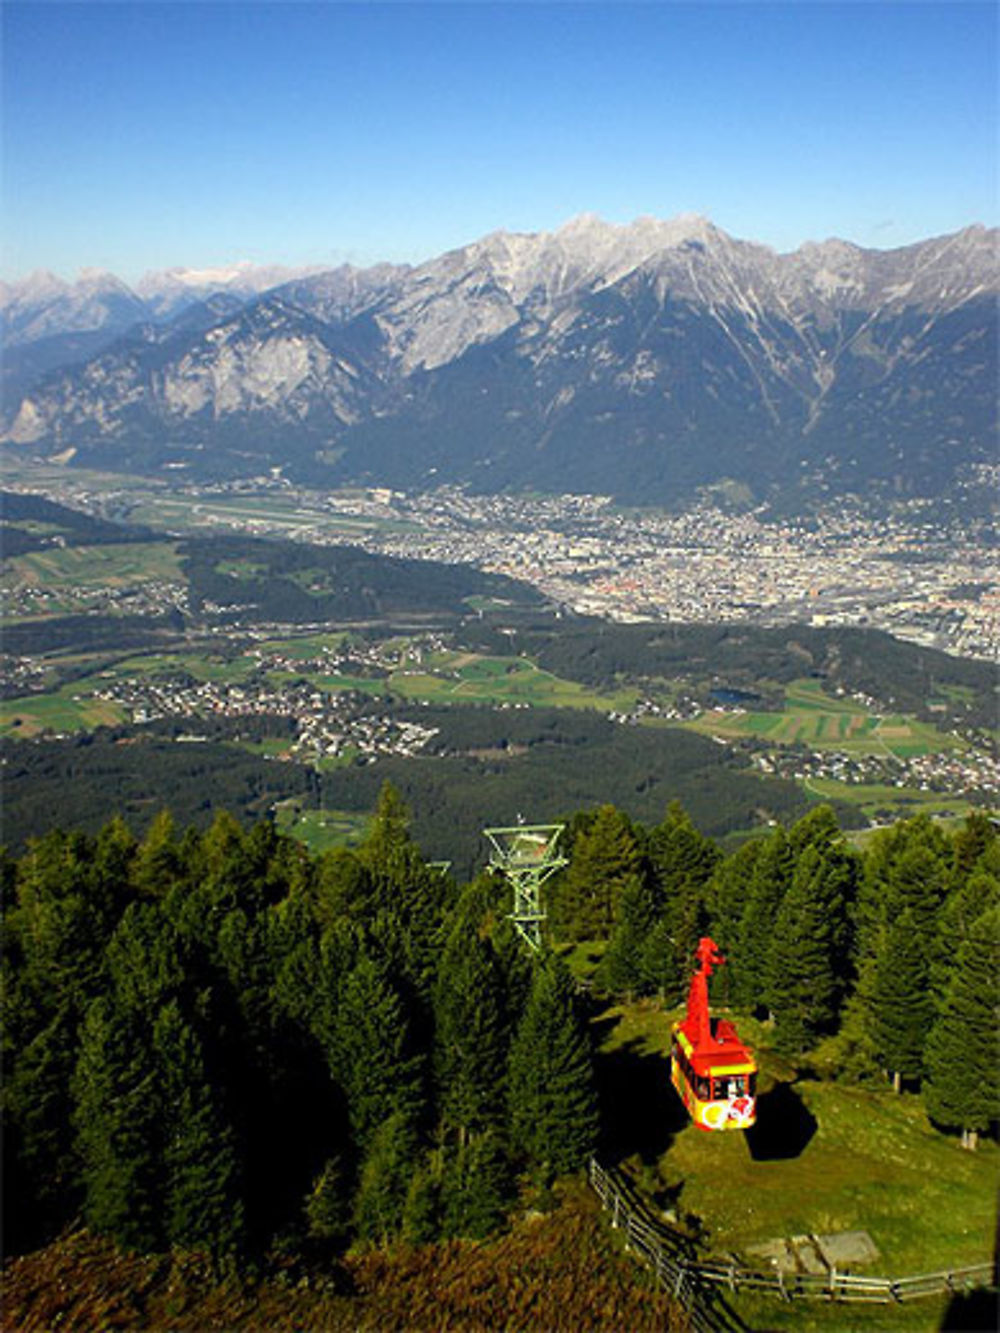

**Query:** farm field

left=389, top=649, right=639, bottom=712
left=804, top=776, right=976, bottom=821
left=2, top=541, right=183, bottom=593
left=594, top=999, right=999, bottom=1291
left=0, top=685, right=127, bottom=737
left=686, top=678, right=963, bottom=760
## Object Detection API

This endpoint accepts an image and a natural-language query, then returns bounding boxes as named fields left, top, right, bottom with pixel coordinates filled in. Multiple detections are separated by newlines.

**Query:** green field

left=596, top=998, right=999, bottom=1298
left=273, top=802, right=371, bottom=852
left=2, top=541, right=183, bottom=591
left=389, top=650, right=638, bottom=711
left=687, top=678, right=963, bottom=760
left=804, top=776, right=978, bottom=818
left=0, top=686, right=126, bottom=737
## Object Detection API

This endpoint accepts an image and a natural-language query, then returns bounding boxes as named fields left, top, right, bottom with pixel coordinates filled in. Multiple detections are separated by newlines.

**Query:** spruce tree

left=357, top=782, right=451, bottom=997
left=736, top=827, right=794, bottom=1010
left=440, top=1130, right=514, bottom=1239
left=1, top=1003, right=80, bottom=1243
left=924, top=908, right=1000, bottom=1149
left=639, top=916, right=684, bottom=1002
left=933, top=871, right=999, bottom=1000
left=872, top=910, right=935, bottom=1090
left=508, top=956, right=598, bottom=1177
left=352, top=1111, right=419, bottom=1246
left=599, top=874, right=658, bottom=997
left=305, top=1157, right=351, bottom=1242
left=705, top=839, right=763, bottom=1002
left=334, top=952, right=424, bottom=1154
left=788, top=804, right=841, bottom=856
left=763, top=846, right=839, bottom=1055
left=152, top=1001, right=243, bottom=1255
left=131, top=809, right=181, bottom=898
left=649, top=801, right=720, bottom=901
left=949, top=811, right=997, bottom=883
left=72, top=996, right=163, bottom=1251
left=557, top=805, right=642, bottom=941
left=433, top=918, right=509, bottom=1143
left=402, top=1166, right=441, bottom=1243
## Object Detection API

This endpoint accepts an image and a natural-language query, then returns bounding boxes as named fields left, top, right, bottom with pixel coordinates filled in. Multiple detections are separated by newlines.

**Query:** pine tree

left=131, top=810, right=181, bottom=897
left=334, top=952, right=424, bottom=1154
left=1, top=1002, right=80, bottom=1244
left=433, top=918, right=509, bottom=1143
left=924, top=908, right=1000, bottom=1149
left=872, top=910, right=934, bottom=1090
left=152, top=1001, right=243, bottom=1255
left=508, top=956, right=598, bottom=1177
left=598, top=874, right=658, bottom=997
left=788, top=804, right=841, bottom=857
left=305, top=1157, right=351, bottom=1242
left=557, top=805, right=642, bottom=941
left=638, top=916, right=684, bottom=1002
left=440, top=1130, right=514, bottom=1239
left=72, top=996, right=163, bottom=1251
left=763, top=846, right=840, bottom=1055
left=705, top=839, right=763, bottom=1003
left=736, top=827, right=794, bottom=1010
left=649, top=801, right=720, bottom=900
left=402, top=1166, right=441, bottom=1244
left=933, top=871, right=999, bottom=1000
left=352, top=1111, right=419, bottom=1246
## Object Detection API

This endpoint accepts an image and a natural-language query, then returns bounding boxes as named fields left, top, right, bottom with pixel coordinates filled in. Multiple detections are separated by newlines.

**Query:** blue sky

left=2, top=1, right=996, bottom=281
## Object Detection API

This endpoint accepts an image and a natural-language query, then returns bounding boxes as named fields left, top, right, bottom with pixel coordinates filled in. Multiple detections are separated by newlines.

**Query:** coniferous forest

left=2, top=788, right=998, bottom=1322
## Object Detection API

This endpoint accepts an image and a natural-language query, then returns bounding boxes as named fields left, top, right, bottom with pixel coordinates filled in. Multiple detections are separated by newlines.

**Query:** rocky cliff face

left=3, top=217, right=996, bottom=505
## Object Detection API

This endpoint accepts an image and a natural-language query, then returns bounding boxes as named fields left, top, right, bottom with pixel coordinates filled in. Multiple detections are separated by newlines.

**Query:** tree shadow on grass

left=745, top=1081, right=817, bottom=1161
left=594, top=1034, right=688, bottom=1166
left=939, top=1286, right=999, bottom=1331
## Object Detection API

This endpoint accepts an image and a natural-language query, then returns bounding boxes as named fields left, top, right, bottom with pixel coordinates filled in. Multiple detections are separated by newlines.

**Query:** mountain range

left=2, top=216, right=996, bottom=507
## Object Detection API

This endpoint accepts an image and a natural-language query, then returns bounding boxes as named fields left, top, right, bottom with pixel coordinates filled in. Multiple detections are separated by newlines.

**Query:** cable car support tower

left=483, top=823, right=566, bottom=951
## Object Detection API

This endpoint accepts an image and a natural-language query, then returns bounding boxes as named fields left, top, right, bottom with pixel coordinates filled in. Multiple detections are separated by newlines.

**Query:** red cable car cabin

left=671, top=936, right=757, bottom=1131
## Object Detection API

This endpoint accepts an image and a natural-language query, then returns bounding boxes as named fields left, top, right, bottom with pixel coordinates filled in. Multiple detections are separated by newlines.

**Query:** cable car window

left=713, top=1076, right=746, bottom=1100
left=695, top=1077, right=711, bottom=1101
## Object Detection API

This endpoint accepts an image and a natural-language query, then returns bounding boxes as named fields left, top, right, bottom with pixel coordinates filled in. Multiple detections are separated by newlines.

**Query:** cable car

left=671, top=936, right=757, bottom=1131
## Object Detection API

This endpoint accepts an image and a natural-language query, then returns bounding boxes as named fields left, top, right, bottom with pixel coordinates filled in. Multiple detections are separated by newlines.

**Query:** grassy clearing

left=253, top=632, right=352, bottom=658
left=803, top=776, right=978, bottom=822
left=274, top=803, right=371, bottom=852
left=109, top=652, right=259, bottom=684
left=686, top=678, right=962, bottom=760
left=0, top=687, right=127, bottom=737
left=390, top=651, right=638, bottom=711
left=594, top=999, right=999, bottom=1285
left=2, top=541, right=182, bottom=590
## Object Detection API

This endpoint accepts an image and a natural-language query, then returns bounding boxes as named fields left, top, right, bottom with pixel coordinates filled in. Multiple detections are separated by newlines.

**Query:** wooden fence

left=588, top=1157, right=995, bottom=1316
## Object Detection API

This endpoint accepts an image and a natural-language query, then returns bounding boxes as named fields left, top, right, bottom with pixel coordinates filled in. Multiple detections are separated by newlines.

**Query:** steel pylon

left=483, top=823, right=567, bottom=951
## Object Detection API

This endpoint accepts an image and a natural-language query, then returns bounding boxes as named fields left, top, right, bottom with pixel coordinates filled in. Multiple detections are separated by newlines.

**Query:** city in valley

left=11, top=468, right=996, bottom=661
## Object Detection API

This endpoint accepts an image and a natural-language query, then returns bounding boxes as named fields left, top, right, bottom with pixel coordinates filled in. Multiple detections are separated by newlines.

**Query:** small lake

left=709, top=687, right=761, bottom=706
